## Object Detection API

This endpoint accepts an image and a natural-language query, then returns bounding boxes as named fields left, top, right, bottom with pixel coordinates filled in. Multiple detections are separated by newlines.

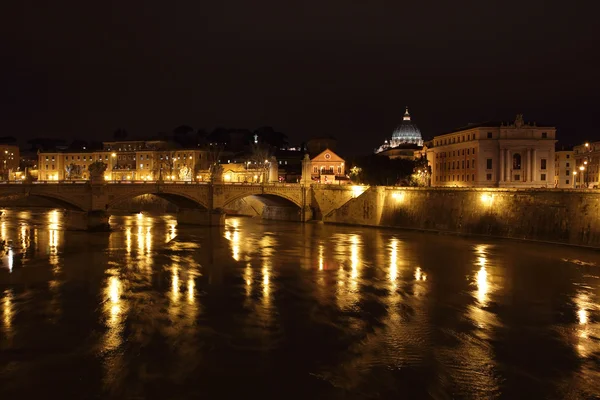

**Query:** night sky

left=1, top=1, right=597, bottom=154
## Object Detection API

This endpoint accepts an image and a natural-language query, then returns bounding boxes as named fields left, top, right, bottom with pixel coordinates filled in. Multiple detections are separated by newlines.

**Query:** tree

left=88, top=161, right=108, bottom=181
left=247, top=144, right=272, bottom=183
left=65, top=163, right=82, bottom=180
left=347, top=155, right=414, bottom=186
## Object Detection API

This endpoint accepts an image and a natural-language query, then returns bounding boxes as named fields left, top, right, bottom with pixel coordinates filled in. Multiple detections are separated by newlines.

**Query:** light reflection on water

left=0, top=211, right=599, bottom=398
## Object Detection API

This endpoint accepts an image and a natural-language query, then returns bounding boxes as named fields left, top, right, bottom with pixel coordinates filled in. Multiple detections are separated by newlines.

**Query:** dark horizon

left=1, top=1, right=597, bottom=155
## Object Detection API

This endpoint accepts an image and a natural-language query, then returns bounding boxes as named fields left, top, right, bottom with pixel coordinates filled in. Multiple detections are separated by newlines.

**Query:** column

left=531, top=149, right=548, bottom=182
left=527, top=149, right=531, bottom=182
left=506, top=150, right=511, bottom=182
left=499, top=148, right=505, bottom=182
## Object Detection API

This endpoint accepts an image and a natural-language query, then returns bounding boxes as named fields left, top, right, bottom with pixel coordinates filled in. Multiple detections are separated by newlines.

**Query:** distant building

left=0, top=144, right=20, bottom=180
left=375, top=107, right=424, bottom=157
left=573, top=142, right=600, bottom=188
left=427, top=114, right=556, bottom=188
left=554, top=147, right=574, bottom=188
left=310, top=149, right=348, bottom=184
left=38, top=140, right=208, bottom=181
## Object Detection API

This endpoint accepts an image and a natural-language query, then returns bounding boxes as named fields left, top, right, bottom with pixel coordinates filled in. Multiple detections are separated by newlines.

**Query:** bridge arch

left=221, top=191, right=303, bottom=209
left=0, top=192, right=87, bottom=211
left=107, top=190, right=209, bottom=211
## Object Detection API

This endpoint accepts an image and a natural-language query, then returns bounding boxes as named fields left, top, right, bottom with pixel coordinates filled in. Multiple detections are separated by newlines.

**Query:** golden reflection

left=1, top=221, right=6, bottom=241
left=262, top=260, right=271, bottom=302
left=318, top=243, right=324, bottom=271
left=3, top=290, right=13, bottom=334
left=414, top=266, right=427, bottom=281
left=573, top=290, right=596, bottom=357
left=167, top=223, right=177, bottom=242
left=225, top=219, right=242, bottom=261
left=476, top=266, right=489, bottom=304
left=389, top=239, right=398, bottom=284
left=335, top=234, right=362, bottom=310
left=48, top=209, right=60, bottom=230
left=125, top=227, right=132, bottom=255
left=103, top=274, right=125, bottom=351
left=172, top=265, right=180, bottom=303
left=244, top=263, right=253, bottom=297
left=187, top=277, right=195, bottom=304
left=7, top=249, right=14, bottom=273
left=474, top=244, right=490, bottom=304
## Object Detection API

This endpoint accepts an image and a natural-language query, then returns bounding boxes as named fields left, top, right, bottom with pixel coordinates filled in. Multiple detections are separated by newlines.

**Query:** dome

left=391, top=107, right=423, bottom=147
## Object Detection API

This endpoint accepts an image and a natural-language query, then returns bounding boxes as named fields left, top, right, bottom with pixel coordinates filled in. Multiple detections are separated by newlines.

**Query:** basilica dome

left=391, top=107, right=423, bottom=147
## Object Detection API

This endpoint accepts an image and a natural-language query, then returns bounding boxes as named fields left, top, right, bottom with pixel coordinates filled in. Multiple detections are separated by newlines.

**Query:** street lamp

left=111, top=152, right=117, bottom=181
left=573, top=171, right=577, bottom=189
left=579, top=165, right=585, bottom=188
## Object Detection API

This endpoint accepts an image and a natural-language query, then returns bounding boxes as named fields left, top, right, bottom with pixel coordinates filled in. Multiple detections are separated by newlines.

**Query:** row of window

left=436, top=148, right=477, bottom=158
left=435, top=133, right=478, bottom=146
left=313, top=166, right=342, bottom=174
left=435, top=174, right=477, bottom=182
left=436, top=159, right=477, bottom=171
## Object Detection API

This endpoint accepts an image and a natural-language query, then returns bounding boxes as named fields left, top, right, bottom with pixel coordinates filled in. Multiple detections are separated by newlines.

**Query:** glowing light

left=578, top=308, right=588, bottom=325
left=111, top=153, right=116, bottom=157
left=108, top=276, right=121, bottom=304
left=389, top=239, right=398, bottom=283
left=391, top=192, right=405, bottom=202
left=480, top=193, right=494, bottom=206
left=351, top=185, right=367, bottom=198
left=126, top=175, right=131, bottom=180
left=224, top=173, right=231, bottom=181
left=187, top=278, right=195, bottom=304
left=172, top=266, right=180, bottom=302
left=104, top=174, right=111, bottom=181
left=476, top=266, right=489, bottom=304
left=318, top=244, right=324, bottom=271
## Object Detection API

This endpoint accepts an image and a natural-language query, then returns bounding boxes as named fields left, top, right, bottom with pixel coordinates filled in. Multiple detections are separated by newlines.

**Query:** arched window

left=513, top=153, right=521, bottom=170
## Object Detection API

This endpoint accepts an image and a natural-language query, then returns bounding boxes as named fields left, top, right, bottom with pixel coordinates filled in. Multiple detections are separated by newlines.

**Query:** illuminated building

left=38, top=140, right=209, bottom=181
left=309, top=149, right=348, bottom=184
left=0, top=144, right=20, bottom=180
left=554, top=147, right=574, bottom=188
left=573, top=142, right=600, bottom=188
left=427, top=114, right=556, bottom=188
left=375, top=107, right=424, bottom=157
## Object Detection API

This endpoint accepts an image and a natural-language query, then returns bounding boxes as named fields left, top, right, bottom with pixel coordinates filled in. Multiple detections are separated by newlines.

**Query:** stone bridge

left=0, top=182, right=364, bottom=229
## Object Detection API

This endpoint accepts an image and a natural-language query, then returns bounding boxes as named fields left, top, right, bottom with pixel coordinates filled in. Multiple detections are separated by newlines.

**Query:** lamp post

left=111, top=153, right=117, bottom=181
left=573, top=171, right=577, bottom=189
left=579, top=165, right=585, bottom=188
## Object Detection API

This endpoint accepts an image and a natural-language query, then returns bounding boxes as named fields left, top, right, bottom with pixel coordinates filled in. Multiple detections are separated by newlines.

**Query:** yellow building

left=310, top=149, right=347, bottom=184
left=1, top=144, right=20, bottom=180
left=427, top=114, right=556, bottom=188
left=573, top=142, right=600, bottom=188
left=38, top=141, right=209, bottom=182
left=554, top=149, right=574, bottom=188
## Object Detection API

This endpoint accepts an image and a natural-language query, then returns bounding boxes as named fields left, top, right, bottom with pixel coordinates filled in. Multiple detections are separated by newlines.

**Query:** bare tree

left=247, top=144, right=272, bottom=183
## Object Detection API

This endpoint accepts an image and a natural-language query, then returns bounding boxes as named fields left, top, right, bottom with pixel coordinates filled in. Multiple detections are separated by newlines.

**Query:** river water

left=0, top=209, right=599, bottom=399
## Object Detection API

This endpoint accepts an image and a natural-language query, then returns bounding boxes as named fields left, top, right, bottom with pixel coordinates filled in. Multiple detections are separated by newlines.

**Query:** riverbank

left=321, top=187, right=600, bottom=248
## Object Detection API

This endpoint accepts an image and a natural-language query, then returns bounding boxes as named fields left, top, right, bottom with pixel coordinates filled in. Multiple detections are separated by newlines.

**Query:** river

left=0, top=209, right=599, bottom=399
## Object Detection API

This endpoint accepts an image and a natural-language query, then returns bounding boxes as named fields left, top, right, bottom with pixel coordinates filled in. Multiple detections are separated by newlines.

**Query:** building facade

left=427, top=114, right=556, bottom=188
left=573, top=142, right=600, bottom=188
left=1, top=144, right=20, bottom=180
left=554, top=149, right=574, bottom=188
left=310, top=149, right=348, bottom=184
left=38, top=141, right=209, bottom=181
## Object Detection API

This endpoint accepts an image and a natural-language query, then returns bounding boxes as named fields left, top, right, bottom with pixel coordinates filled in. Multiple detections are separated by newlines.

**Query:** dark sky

left=1, top=1, right=597, bottom=155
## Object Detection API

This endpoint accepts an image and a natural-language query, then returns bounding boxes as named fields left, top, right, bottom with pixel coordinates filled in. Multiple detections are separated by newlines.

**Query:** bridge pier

left=65, top=210, right=111, bottom=231
left=177, top=208, right=225, bottom=226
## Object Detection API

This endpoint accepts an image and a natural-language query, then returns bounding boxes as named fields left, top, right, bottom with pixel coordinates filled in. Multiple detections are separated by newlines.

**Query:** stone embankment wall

left=324, top=187, right=600, bottom=247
